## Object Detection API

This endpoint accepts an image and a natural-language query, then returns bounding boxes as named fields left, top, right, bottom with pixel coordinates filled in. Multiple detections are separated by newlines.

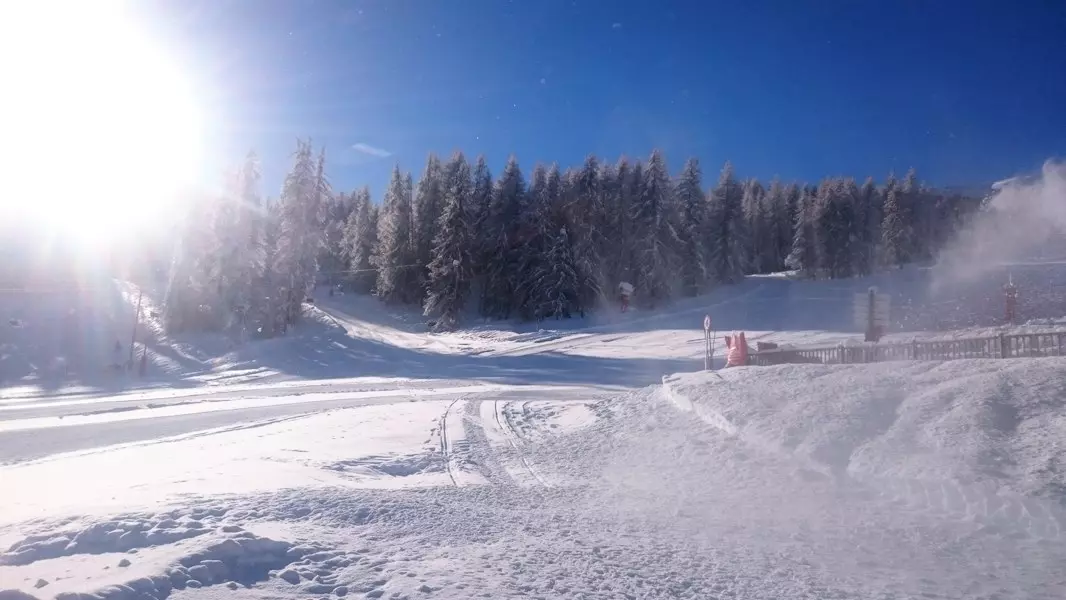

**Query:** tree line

left=158, top=140, right=983, bottom=336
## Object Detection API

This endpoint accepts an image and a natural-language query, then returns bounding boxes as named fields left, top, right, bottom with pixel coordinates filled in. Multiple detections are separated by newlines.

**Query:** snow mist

left=933, top=160, right=1066, bottom=289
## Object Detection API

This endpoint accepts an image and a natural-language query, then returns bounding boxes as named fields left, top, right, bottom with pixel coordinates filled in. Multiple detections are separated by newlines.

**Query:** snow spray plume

left=934, top=160, right=1066, bottom=290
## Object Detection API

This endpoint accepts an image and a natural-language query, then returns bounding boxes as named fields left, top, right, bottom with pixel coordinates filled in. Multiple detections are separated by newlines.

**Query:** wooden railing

left=749, top=331, right=1066, bottom=366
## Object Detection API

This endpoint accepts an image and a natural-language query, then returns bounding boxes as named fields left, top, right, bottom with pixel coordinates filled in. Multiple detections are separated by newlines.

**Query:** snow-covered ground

left=4, top=359, right=1066, bottom=598
left=4, top=266, right=1066, bottom=598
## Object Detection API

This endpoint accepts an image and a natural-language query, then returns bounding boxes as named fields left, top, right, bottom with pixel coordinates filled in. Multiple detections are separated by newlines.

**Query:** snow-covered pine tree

left=367, top=203, right=380, bottom=257
left=535, top=224, right=580, bottom=320
left=786, top=185, right=818, bottom=277
left=742, top=178, right=770, bottom=274
left=705, top=161, right=746, bottom=284
left=211, top=170, right=243, bottom=328
left=423, top=152, right=473, bottom=331
left=881, top=185, right=908, bottom=269
left=601, top=159, right=629, bottom=288
left=570, top=155, right=605, bottom=310
left=675, top=157, right=706, bottom=296
left=163, top=191, right=216, bottom=332
left=234, top=151, right=269, bottom=335
left=259, top=199, right=286, bottom=336
left=901, top=167, right=933, bottom=261
left=373, top=166, right=418, bottom=303
left=469, top=155, right=493, bottom=307
left=514, top=164, right=550, bottom=319
left=481, top=156, right=525, bottom=319
left=343, top=187, right=376, bottom=293
left=611, top=159, right=643, bottom=288
left=628, top=150, right=679, bottom=307
left=274, top=139, right=327, bottom=327
left=815, top=178, right=855, bottom=278
left=764, top=178, right=790, bottom=272
left=827, top=180, right=852, bottom=279
left=852, top=176, right=879, bottom=276
left=546, top=165, right=564, bottom=220
left=413, top=154, right=445, bottom=299
left=784, top=182, right=801, bottom=235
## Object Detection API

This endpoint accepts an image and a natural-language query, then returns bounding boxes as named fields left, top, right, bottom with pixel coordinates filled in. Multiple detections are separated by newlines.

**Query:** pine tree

left=706, top=162, right=746, bottom=284
left=901, top=167, right=932, bottom=261
left=764, top=178, right=790, bottom=272
left=675, top=158, right=706, bottom=296
left=468, top=155, right=493, bottom=308
left=343, top=187, right=376, bottom=293
left=602, top=159, right=633, bottom=288
left=374, top=166, right=418, bottom=303
left=630, top=150, right=679, bottom=307
left=569, top=155, right=606, bottom=310
left=515, top=164, right=550, bottom=318
left=881, top=186, right=908, bottom=269
left=611, top=159, right=643, bottom=287
left=235, top=152, right=268, bottom=335
left=482, top=156, right=525, bottom=319
left=274, top=140, right=328, bottom=327
left=853, top=176, right=879, bottom=275
left=786, top=186, right=818, bottom=277
left=423, top=152, right=473, bottom=331
left=742, top=178, right=769, bottom=274
left=814, top=178, right=855, bottom=278
left=258, top=199, right=285, bottom=335
left=413, top=154, right=444, bottom=299
left=535, top=225, right=580, bottom=319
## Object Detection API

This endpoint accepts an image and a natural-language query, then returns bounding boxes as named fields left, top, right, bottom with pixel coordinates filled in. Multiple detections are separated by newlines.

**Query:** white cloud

left=351, top=142, right=392, bottom=158
left=612, top=22, right=622, bottom=29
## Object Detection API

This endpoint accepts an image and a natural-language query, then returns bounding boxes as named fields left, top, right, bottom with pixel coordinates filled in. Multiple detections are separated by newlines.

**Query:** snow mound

left=663, top=359, right=1066, bottom=531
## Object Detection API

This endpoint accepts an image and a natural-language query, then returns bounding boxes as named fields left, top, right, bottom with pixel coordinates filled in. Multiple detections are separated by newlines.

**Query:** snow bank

left=663, top=359, right=1066, bottom=526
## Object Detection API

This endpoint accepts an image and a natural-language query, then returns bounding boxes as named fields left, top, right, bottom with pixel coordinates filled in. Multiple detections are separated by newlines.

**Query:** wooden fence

left=749, top=331, right=1066, bottom=366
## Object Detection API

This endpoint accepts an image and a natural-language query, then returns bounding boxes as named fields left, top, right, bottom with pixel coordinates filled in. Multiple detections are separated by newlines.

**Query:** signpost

left=703, top=314, right=714, bottom=371
left=853, top=287, right=890, bottom=342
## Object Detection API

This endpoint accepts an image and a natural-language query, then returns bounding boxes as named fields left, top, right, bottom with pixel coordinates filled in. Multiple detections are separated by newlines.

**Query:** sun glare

left=1, top=0, right=205, bottom=247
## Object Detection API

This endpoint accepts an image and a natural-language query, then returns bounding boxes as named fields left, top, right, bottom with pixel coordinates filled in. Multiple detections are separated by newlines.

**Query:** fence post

left=911, top=340, right=918, bottom=360
left=999, top=333, right=1009, bottom=359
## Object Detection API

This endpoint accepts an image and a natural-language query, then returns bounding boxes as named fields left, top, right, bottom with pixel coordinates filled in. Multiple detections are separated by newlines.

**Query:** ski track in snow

left=493, top=399, right=551, bottom=488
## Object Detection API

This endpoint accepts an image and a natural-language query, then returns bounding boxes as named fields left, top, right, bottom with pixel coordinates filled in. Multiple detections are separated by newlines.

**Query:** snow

left=0, top=401, right=475, bottom=525
left=5, top=355, right=1066, bottom=597
left=6, top=265, right=1066, bottom=598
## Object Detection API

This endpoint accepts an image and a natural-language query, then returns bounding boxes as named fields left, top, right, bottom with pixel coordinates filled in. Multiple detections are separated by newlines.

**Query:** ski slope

left=4, top=265, right=1066, bottom=598
left=3, top=358, right=1066, bottom=598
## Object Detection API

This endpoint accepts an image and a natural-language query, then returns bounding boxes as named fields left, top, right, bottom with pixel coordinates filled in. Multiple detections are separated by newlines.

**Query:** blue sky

left=148, top=0, right=1066, bottom=198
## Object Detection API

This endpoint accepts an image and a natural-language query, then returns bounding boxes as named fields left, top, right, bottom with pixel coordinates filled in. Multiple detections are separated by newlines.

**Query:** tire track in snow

left=494, top=399, right=551, bottom=488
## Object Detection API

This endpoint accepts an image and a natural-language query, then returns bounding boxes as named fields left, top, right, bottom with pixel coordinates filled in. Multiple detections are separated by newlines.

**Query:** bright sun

left=1, top=0, right=205, bottom=246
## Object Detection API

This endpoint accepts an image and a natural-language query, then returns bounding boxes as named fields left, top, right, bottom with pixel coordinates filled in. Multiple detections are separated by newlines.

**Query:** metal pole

left=709, top=330, right=717, bottom=371
left=128, top=289, right=142, bottom=370
left=704, top=330, right=711, bottom=371
left=867, top=288, right=876, bottom=342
